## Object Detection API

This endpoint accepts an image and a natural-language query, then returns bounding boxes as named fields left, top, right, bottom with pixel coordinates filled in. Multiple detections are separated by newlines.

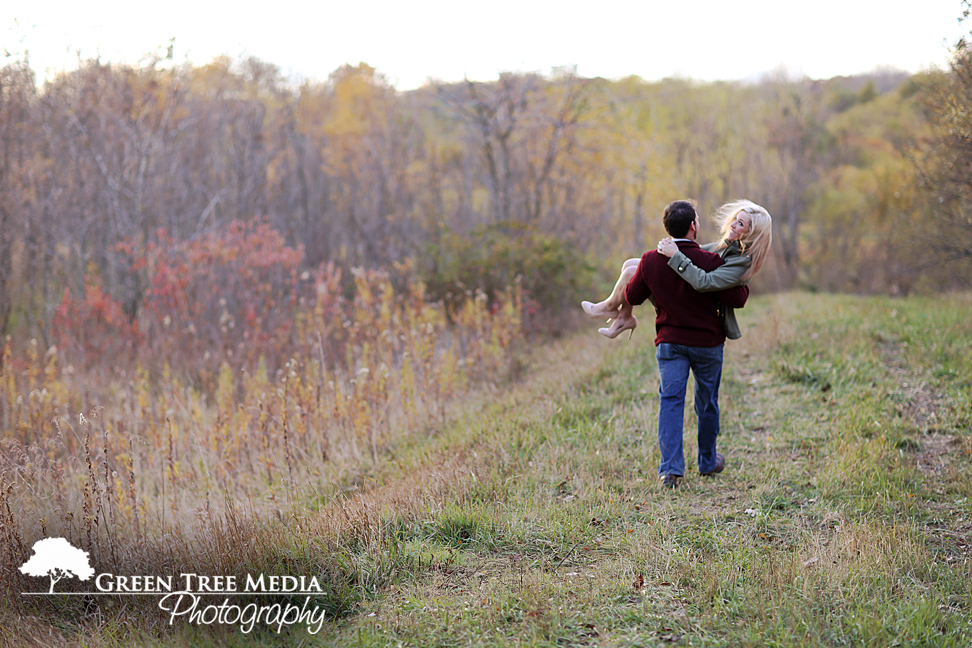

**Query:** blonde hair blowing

left=713, top=200, right=772, bottom=282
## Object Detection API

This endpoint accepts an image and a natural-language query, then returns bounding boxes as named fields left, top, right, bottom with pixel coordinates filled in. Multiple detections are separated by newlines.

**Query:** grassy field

left=4, top=291, right=972, bottom=647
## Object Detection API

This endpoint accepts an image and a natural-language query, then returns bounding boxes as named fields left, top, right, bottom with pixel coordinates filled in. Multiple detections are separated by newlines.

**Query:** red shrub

left=141, top=221, right=304, bottom=381
left=52, top=280, right=141, bottom=369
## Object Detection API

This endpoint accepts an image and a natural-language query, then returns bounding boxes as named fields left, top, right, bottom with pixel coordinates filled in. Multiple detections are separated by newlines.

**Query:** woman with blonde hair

left=582, top=199, right=773, bottom=339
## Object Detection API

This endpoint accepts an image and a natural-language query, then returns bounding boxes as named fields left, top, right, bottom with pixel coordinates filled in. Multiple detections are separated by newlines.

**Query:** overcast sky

left=3, top=1, right=969, bottom=90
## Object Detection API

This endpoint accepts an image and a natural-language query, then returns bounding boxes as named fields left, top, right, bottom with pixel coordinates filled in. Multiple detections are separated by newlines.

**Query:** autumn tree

left=0, top=56, right=36, bottom=333
left=437, top=70, right=591, bottom=227
left=801, top=79, right=928, bottom=293
left=916, top=2, right=972, bottom=285
left=322, top=63, right=426, bottom=266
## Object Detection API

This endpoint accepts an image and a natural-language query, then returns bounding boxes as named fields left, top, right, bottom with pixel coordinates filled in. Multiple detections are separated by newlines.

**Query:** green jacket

left=666, top=239, right=750, bottom=340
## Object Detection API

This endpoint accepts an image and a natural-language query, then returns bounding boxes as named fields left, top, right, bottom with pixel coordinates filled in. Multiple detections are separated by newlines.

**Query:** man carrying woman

left=582, top=199, right=772, bottom=489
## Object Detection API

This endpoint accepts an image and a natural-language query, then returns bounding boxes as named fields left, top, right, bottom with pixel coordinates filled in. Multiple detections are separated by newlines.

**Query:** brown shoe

left=660, top=474, right=682, bottom=489
left=701, top=453, right=725, bottom=477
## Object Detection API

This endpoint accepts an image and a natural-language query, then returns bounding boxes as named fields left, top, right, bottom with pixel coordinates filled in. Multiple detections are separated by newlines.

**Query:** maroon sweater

left=623, top=240, right=749, bottom=347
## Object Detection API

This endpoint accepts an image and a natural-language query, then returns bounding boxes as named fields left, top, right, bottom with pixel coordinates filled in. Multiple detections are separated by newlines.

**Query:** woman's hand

left=656, top=237, right=677, bottom=258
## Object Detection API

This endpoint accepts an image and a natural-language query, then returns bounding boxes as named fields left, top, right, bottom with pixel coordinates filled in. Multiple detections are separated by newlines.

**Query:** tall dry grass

left=0, top=267, right=522, bottom=615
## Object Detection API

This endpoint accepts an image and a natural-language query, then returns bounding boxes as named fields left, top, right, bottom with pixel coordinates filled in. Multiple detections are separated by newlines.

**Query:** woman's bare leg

left=606, top=259, right=640, bottom=309
left=582, top=258, right=640, bottom=318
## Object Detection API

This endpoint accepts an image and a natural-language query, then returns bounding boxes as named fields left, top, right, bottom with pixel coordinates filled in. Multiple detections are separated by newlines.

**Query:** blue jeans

left=655, top=343, right=724, bottom=477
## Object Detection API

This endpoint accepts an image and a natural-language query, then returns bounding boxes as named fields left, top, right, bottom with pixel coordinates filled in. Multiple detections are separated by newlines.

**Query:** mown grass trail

left=12, top=292, right=972, bottom=647
left=312, top=292, right=972, bottom=648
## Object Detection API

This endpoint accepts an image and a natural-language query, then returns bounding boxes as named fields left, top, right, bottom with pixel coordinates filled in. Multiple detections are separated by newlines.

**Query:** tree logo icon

left=19, top=538, right=95, bottom=593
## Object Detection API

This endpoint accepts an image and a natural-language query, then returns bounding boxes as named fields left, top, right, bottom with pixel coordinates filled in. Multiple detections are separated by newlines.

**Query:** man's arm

left=623, top=253, right=653, bottom=307
left=717, top=284, right=749, bottom=309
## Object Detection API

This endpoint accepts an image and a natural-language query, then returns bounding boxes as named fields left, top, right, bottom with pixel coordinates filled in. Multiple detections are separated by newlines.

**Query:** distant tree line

left=0, top=33, right=970, bottom=346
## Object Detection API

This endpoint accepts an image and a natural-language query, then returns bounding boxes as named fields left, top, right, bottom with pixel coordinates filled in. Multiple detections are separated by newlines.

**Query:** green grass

left=5, top=292, right=972, bottom=647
